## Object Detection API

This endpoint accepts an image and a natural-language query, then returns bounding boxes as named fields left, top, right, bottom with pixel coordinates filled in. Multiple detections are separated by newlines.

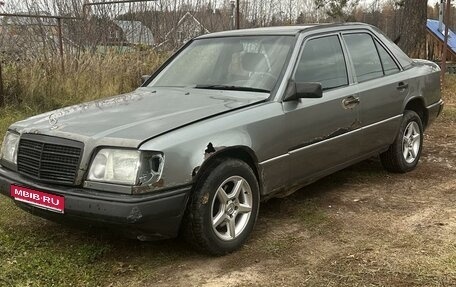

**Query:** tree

left=395, top=0, right=428, bottom=58
left=296, top=12, right=305, bottom=24
left=314, top=0, right=360, bottom=21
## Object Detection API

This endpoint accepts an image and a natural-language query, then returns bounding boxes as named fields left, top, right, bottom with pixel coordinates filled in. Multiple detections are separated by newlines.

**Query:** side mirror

left=141, top=75, right=151, bottom=84
left=283, top=80, right=323, bottom=101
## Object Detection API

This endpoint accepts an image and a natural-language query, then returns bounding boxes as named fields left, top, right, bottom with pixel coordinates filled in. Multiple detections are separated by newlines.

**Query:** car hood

left=10, top=87, right=268, bottom=145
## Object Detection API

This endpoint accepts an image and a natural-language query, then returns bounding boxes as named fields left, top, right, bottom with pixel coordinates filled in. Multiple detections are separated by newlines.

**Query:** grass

left=262, top=234, right=300, bottom=256
left=0, top=198, right=198, bottom=286
left=0, top=108, right=32, bottom=141
left=441, top=105, right=456, bottom=122
left=0, top=202, right=109, bottom=286
left=296, top=199, right=328, bottom=229
left=443, top=74, right=456, bottom=106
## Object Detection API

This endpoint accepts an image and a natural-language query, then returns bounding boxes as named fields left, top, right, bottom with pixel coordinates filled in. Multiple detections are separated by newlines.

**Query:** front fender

left=140, top=128, right=255, bottom=190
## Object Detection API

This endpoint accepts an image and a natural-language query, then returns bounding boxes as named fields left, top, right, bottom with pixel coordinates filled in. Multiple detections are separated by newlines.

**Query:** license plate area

left=10, top=184, right=65, bottom=214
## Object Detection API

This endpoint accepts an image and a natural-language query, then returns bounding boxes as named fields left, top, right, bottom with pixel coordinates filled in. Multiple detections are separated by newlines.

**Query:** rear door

left=341, top=32, right=408, bottom=154
left=283, top=34, right=362, bottom=185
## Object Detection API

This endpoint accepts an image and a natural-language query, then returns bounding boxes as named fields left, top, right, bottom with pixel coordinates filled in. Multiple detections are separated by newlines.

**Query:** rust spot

left=204, top=143, right=228, bottom=160
left=152, top=178, right=164, bottom=188
left=205, top=142, right=216, bottom=154
left=192, top=166, right=200, bottom=177
left=201, top=192, right=210, bottom=205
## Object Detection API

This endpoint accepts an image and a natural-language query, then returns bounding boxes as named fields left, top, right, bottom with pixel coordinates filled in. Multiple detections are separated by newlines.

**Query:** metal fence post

left=0, top=61, right=4, bottom=107
left=57, top=17, right=65, bottom=73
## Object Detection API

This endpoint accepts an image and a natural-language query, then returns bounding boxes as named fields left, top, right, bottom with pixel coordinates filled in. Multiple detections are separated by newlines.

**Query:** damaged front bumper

left=0, top=166, right=191, bottom=239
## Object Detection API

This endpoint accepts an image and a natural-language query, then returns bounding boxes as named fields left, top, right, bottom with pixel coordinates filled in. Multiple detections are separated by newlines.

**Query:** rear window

left=343, top=33, right=384, bottom=82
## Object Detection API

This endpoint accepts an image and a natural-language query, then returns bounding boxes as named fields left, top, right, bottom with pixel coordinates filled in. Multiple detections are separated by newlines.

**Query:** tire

left=183, top=158, right=260, bottom=256
left=380, top=110, right=423, bottom=173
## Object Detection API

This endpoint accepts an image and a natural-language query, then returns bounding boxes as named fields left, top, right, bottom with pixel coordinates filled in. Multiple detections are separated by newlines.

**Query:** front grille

left=17, top=134, right=83, bottom=185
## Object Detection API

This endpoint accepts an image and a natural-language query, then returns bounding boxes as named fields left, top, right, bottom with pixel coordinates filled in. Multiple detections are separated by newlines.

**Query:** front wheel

left=380, top=110, right=423, bottom=173
left=183, top=158, right=260, bottom=255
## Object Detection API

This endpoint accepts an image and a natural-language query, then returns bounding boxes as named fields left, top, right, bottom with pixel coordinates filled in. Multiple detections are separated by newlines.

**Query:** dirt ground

left=96, top=107, right=455, bottom=287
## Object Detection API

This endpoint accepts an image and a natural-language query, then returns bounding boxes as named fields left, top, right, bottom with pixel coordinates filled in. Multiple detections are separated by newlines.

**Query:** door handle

left=342, top=96, right=360, bottom=109
left=397, top=82, right=409, bottom=91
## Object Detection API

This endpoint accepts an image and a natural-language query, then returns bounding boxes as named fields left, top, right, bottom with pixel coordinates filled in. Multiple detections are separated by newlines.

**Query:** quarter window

left=343, top=33, right=384, bottom=82
left=375, top=40, right=400, bottom=75
left=294, top=35, right=348, bottom=90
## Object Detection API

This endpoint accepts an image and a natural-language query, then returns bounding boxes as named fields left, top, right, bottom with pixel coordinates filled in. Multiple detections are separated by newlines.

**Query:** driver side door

left=283, top=34, right=363, bottom=185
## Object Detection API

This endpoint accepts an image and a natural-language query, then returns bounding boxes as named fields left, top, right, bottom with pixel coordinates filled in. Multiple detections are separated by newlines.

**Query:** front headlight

left=88, top=149, right=140, bottom=185
left=87, top=149, right=164, bottom=186
left=1, top=132, right=20, bottom=164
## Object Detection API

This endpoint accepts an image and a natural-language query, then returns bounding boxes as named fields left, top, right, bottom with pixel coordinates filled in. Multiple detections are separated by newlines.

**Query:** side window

left=295, top=35, right=348, bottom=90
left=343, top=33, right=384, bottom=82
left=375, top=40, right=400, bottom=75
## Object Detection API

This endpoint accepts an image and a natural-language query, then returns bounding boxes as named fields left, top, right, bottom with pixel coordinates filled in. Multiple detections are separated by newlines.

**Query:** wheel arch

left=404, top=97, right=429, bottom=130
left=191, top=145, right=263, bottom=196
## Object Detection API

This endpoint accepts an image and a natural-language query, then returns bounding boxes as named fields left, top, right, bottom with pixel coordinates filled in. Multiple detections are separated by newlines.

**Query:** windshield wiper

left=195, top=84, right=270, bottom=93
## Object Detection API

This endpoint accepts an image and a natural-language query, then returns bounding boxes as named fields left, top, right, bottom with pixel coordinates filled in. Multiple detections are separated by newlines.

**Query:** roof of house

left=163, top=12, right=210, bottom=39
left=114, top=20, right=155, bottom=46
left=426, top=19, right=456, bottom=55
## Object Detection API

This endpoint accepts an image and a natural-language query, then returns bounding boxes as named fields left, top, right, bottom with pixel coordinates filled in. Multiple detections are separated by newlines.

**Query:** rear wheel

left=183, top=158, right=260, bottom=255
left=380, top=110, right=423, bottom=173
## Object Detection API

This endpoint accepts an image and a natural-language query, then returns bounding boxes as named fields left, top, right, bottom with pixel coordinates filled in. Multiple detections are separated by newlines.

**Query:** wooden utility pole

left=441, top=0, right=452, bottom=85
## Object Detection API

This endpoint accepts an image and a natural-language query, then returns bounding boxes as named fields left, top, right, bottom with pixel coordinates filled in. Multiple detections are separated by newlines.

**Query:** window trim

left=290, top=32, right=351, bottom=92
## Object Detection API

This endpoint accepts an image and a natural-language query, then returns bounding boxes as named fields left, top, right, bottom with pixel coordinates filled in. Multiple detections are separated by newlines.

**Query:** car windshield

left=148, top=36, right=295, bottom=93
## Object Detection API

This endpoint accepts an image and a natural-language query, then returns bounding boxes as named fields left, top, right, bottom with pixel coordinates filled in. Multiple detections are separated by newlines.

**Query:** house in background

left=64, top=17, right=155, bottom=52
left=1, top=10, right=205, bottom=55
left=158, top=12, right=210, bottom=50
left=113, top=20, right=155, bottom=46
left=426, top=19, right=456, bottom=62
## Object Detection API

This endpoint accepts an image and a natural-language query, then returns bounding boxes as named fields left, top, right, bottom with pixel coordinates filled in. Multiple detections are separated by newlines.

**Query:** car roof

left=196, top=22, right=373, bottom=38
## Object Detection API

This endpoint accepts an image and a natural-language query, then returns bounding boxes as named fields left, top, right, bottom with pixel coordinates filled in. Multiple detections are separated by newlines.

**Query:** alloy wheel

left=211, top=176, right=253, bottom=241
left=402, top=121, right=421, bottom=164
